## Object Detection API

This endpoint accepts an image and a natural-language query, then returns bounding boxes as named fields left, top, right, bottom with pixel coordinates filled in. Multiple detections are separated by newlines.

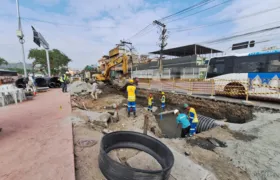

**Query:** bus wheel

left=224, top=83, right=245, bottom=97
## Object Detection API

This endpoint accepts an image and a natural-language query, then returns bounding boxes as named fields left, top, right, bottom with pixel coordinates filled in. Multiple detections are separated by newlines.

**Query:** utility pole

left=16, top=0, right=27, bottom=77
left=120, top=40, right=134, bottom=78
left=153, top=20, right=167, bottom=79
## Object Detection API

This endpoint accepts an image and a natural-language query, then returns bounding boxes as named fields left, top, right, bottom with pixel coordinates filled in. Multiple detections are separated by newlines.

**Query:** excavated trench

left=134, top=92, right=254, bottom=138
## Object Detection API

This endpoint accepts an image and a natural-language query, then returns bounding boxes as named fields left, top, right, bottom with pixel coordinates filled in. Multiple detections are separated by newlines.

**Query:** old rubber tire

left=98, top=131, right=174, bottom=180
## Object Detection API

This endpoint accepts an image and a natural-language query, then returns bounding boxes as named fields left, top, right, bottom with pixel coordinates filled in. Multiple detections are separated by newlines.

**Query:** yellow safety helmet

left=161, top=92, right=165, bottom=95
left=129, top=79, right=134, bottom=83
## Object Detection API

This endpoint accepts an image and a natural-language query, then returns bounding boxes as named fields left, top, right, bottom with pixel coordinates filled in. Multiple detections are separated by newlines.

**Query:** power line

left=158, top=0, right=216, bottom=21
left=165, top=0, right=232, bottom=24
left=203, top=26, right=280, bottom=44
left=169, top=6, right=280, bottom=32
left=127, top=0, right=217, bottom=40
left=20, top=17, right=116, bottom=28
left=127, top=24, right=154, bottom=40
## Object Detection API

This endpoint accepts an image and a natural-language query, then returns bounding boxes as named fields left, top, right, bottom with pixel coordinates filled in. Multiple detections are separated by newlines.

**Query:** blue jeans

left=128, top=101, right=136, bottom=112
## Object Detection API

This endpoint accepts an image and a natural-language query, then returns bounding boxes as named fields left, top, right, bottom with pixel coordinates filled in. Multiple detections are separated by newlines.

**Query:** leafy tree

left=7, top=68, right=32, bottom=75
left=28, top=48, right=71, bottom=76
left=0, top=57, right=8, bottom=66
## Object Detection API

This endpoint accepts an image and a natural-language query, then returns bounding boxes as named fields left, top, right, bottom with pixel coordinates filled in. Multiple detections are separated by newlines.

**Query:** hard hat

left=174, top=109, right=179, bottom=115
left=161, top=92, right=165, bottom=95
left=183, top=103, right=189, bottom=108
left=129, top=79, right=134, bottom=83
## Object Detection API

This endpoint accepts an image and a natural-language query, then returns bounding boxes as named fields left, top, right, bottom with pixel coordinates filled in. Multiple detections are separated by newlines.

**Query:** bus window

left=234, top=56, right=267, bottom=73
left=268, top=55, right=280, bottom=72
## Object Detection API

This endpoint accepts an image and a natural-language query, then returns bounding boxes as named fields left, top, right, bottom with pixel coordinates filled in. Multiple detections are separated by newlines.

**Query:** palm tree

left=0, top=57, right=8, bottom=66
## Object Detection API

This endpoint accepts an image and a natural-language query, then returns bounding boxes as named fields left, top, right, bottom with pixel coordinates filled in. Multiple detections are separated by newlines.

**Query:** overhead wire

left=169, top=6, right=280, bottom=32
left=165, top=0, right=232, bottom=24
left=127, top=0, right=218, bottom=40
left=158, top=0, right=216, bottom=21
left=127, top=24, right=154, bottom=40
left=18, top=17, right=117, bottom=28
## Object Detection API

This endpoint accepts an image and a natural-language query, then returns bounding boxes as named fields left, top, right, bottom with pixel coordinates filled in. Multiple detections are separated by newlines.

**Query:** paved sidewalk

left=0, top=89, right=75, bottom=180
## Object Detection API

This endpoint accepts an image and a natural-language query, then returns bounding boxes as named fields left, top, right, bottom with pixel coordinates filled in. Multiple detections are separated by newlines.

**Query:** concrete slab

left=0, top=89, right=74, bottom=180
left=169, top=147, right=217, bottom=180
left=126, top=151, right=162, bottom=171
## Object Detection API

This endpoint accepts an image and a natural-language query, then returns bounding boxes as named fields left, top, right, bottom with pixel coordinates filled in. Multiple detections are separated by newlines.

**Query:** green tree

left=28, top=48, right=72, bottom=75
left=0, top=57, right=8, bottom=66
left=7, top=68, right=32, bottom=74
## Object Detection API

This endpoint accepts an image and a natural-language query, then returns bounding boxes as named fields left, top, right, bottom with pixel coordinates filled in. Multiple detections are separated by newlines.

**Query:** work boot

left=128, top=112, right=130, bottom=117
left=133, top=112, right=137, bottom=118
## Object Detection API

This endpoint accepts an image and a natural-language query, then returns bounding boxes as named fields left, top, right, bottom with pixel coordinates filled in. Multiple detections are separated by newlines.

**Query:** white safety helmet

left=174, top=109, right=179, bottom=115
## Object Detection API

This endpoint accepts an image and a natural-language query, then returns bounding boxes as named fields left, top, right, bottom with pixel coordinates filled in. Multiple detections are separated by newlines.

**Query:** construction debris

left=76, top=139, right=98, bottom=147
left=70, top=81, right=92, bottom=95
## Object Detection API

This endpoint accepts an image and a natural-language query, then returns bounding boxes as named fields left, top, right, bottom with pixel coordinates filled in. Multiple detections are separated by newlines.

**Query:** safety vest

left=161, top=95, right=166, bottom=103
left=148, top=97, right=153, bottom=106
left=59, top=74, right=68, bottom=82
left=189, top=107, right=199, bottom=123
left=127, top=85, right=136, bottom=102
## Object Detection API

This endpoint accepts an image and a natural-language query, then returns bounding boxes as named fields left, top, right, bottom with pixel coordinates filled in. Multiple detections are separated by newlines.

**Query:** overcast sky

left=0, top=0, right=280, bottom=69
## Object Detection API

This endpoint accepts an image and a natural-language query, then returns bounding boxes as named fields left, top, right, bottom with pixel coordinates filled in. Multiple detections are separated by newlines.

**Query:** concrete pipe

left=197, top=115, right=218, bottom=133
left=35, top=77, right=48, bottom=87
left=47, top=77, right=61, bottom=88
left=15, top=78, right=27, bottom=89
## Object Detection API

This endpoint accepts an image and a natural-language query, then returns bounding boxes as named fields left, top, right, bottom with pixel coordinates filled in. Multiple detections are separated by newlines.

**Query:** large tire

left=98, top=131, right=174, bottom=180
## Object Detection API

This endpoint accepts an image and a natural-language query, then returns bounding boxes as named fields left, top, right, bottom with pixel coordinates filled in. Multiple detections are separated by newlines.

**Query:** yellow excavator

left=93, top=47, right=129, bottom=82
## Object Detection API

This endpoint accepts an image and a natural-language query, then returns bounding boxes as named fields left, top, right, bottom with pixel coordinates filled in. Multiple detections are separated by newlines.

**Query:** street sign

left=31, top=26, right=40, bottom=47
left=31, top=26, right=49, bottom=49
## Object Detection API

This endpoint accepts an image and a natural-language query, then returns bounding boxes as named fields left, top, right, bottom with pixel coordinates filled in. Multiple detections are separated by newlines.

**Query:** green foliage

left=7, top=68, right=32, bottom=75
left=28, top=48, right=71, bottom=75
left=0, top=57, right=8, bottom=65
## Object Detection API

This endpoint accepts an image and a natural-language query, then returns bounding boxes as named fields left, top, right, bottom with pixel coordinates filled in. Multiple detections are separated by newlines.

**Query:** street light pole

left=45, top=49, right=51, bottom=77
left=16, top=0, right=27, bottom=77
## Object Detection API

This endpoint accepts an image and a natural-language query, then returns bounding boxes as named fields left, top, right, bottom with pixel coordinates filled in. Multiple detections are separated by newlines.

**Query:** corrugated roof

left=149, top=44, right=222, bottom=57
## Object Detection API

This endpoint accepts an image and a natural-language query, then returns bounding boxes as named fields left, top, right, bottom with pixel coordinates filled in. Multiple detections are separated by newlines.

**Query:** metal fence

left=137, top=78, right=280, bottom=101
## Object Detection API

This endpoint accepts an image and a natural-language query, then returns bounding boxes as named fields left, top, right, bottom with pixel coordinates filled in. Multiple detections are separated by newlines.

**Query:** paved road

left=0, top=89, right=75, bottom=180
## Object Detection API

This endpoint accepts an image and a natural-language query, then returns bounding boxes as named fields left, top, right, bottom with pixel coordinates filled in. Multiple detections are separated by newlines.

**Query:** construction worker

left=174, top=109, right=190, bottom=138
left=59, top=73, right=69, bottom=93
left=184, top=104, right=199, bottom=136
left=161, top=92, right=166, bottom=111
left=127, top=79, right=136, bottom=117
left=91, top=80, right=98, bottom=100
left=147, top=93, right=154, bottom=112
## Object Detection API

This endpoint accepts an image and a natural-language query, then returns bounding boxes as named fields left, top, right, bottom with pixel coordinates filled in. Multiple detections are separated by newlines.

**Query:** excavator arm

left=103, top=54, right=129, bottom=79
left=94, top=54, right=129, bottom=81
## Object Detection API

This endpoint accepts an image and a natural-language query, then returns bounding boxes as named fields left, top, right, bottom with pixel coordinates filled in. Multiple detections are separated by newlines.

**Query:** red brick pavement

left=0, top=89, right=75, bottom=180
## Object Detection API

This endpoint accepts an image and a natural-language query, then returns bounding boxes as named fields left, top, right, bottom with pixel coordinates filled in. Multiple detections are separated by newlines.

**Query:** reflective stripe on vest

left=161, top=95, right=165, bottom=103
left=127, top=85, right=136, bottom=102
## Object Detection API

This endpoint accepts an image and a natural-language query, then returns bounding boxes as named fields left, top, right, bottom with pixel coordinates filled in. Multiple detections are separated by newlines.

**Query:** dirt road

left=0, top=89, right=75, bottom=180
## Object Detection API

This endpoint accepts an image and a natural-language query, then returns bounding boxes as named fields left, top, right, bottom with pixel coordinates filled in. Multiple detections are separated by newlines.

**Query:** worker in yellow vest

left=184, top=104, right=199, bottom=136
left=127, top=79, right=137, bottom=117
left=147, top=93, right=154, bottom=112
left=59, top=73, right=69, bottom=93
left=161, top=92, right=166, bottom=111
